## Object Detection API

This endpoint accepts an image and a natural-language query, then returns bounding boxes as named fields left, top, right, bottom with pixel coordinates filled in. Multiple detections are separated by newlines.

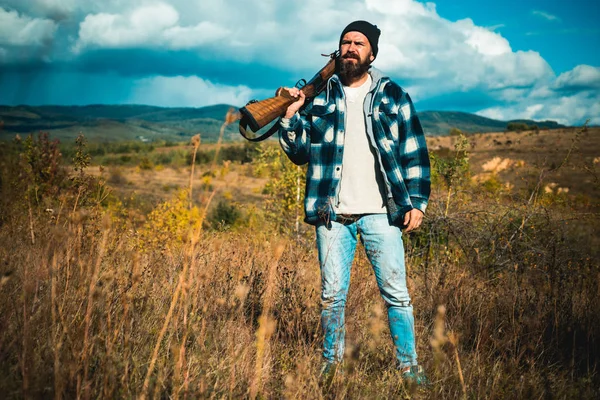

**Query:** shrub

left=19, top=132, right=67, bottom=201
left=138, top=189, right=202, bottom=251
left=481, top=173, right=503, bottom=195
left=254, top=144, right=306, bottom=233
left=208, top=200, right=241, bottom=229
left=219, top=142, right=261, bottom=164
left=108, top=168, right=128, bottom=185
left=431, top=135, right=470, bottom=184
left=507, top=122, right=531, bottom=132
left=186, top=149, right=212, bottom=165
left=138, top=156, right=153, bottom=170
left=152, top=152, right=174, bottom=166
left=449, top=127, right=463, bottom=136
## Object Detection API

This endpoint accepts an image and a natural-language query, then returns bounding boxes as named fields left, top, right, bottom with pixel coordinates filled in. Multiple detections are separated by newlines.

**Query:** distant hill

left=0, top=104, right=566, bottom=143
left=0, top=104, right=240, bottom=143
left=419, top=111, right=563, bottom=135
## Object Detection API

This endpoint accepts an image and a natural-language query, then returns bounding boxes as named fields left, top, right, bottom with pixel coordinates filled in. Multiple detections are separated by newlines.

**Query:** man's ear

left=369, top=53, right=375, bottom=62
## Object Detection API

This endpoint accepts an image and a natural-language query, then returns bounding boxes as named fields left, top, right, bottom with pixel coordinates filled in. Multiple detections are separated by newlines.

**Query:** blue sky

left=0, top=0, right=598, bottom=125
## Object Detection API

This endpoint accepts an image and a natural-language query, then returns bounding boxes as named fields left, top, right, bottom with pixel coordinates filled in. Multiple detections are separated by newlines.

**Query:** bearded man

left=278, top=20, right=430, bottom=385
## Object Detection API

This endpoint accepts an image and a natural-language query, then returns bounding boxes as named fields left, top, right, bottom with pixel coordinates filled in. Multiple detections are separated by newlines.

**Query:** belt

left=336, top=214, right=364, bottom=224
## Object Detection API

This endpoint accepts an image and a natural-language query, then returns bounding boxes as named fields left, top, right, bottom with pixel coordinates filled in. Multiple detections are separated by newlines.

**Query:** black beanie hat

left=339, top=20, right=381, bottom=58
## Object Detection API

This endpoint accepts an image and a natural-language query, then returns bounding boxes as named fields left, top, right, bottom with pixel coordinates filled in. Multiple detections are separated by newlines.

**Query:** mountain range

left=0, top=104, right=565, bottom=143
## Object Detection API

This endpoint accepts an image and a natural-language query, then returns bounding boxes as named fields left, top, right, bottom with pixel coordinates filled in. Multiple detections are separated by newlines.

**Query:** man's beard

left=338, top=54, right=371, bottom=86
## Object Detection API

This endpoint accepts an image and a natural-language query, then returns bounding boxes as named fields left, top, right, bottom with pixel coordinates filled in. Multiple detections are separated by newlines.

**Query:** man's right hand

left=284, top=87, right=306, bottom=119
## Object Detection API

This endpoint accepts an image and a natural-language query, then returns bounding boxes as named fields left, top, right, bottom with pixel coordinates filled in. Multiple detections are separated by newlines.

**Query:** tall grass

left=0, top=129, right=599, bottom=399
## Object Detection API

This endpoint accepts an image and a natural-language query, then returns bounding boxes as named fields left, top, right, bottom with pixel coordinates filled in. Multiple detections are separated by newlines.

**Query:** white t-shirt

left=334, top=75, right=387, bottom=215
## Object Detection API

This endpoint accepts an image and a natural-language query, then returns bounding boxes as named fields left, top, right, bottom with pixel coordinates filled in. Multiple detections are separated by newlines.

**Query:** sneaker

left=401, top=365, right=429, bottom=386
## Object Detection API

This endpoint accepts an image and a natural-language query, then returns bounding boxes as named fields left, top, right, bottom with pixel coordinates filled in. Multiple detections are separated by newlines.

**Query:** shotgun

left=239, top=51, right=339, bottom=142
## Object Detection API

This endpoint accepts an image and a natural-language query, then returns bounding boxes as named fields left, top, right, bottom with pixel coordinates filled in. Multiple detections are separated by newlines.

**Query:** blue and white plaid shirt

left=279, top=68, right=430, bottom=226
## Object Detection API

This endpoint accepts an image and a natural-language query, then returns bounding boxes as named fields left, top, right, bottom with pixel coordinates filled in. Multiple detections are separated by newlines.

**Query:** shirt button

left=336, top=167, right=340, bottom=171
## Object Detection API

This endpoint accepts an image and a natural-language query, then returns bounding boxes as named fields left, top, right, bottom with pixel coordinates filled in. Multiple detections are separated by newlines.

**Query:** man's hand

left=403, top=208, right=424, bottom=233
left=284, top=87, right=306, bottom=119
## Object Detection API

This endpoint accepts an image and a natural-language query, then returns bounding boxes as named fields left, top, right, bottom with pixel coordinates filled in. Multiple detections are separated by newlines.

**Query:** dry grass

left=1, top=127, right=599, bottom=399
left=428, top=127, right=600, bottom=205
left=88, top=164, right=266, bottom=208
left=2, top=198, right=598, bottom=399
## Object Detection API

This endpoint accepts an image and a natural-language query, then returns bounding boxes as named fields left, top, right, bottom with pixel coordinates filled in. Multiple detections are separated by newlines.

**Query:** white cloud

left=73, top=2, right=230, bottom=53
left=129, top=75, right=258, bottom=107
left=477, top=64, right=600, bottom=125
left=70, top=0, right=555, bottom=93
left=486, top=24, right=506, bottom=32
left=0, top=7, right=57, bottom=46
left=544, top=93, right=600, bottom=125
left=554, top=65, right=600, bottom=90
left=162, top=21, right=230, bottom=49
left=532, top=10, right=561, bottom=22
left=459, top=19, right=512, bottom=56
left=367, top=0, right=435, bottom=16
left=477, top=77, right=600, bottom=126
left=74, top=3, right=178, bottom=52
left=364, top=3, right=555, bottom=99
left=72, top=0, right=340, bottom=67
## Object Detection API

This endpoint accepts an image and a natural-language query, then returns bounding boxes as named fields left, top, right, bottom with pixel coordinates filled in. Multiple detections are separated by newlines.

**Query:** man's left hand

left=403, top=209, right=424, bottom=233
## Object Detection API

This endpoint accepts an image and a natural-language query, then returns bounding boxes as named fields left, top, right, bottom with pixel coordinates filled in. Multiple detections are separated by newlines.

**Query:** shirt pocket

left=308, top=103, right=336, bottom=143
left=378, top=100, right=400, bottom=140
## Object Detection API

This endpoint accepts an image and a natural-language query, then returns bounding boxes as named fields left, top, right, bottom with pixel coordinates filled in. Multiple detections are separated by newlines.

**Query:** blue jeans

left=316, top=214, right=417, bottom=368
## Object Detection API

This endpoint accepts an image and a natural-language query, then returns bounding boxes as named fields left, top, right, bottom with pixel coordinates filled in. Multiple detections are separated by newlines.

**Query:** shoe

left=401, top=365, right=429, bottom=386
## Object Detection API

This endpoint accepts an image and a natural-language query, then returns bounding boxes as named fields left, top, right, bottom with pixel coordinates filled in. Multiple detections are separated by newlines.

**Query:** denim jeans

left=316, top=214, right=417, bottom=368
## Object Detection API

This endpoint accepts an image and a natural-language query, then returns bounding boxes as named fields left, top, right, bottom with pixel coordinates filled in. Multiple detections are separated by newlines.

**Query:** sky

left=0, top=0, right=598, bottom=125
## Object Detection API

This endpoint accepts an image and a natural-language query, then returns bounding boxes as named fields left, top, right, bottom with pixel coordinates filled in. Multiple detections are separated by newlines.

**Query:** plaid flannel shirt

left=279, top=68, right=430, bottom=226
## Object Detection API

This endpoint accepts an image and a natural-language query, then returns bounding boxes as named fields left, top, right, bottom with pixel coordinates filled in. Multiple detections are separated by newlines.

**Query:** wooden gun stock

left=239, top=51, right=339, bottom=141
left=240, top=88, right=298, bottom=133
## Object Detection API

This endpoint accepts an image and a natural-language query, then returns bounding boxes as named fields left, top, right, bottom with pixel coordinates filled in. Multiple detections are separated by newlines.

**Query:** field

left=0, top=126, right=599, bottom=399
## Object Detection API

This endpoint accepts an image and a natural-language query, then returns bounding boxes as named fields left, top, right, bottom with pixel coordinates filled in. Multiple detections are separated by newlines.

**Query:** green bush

left=138, top=156, right=153, bottom=170
left=449, top=127, right=463, bottom=136
left=219, top=142, right=261, bottom=164
left=18, top=132, right=68, bottom=201
left=507, top=122, right=531, bottom=132
left=208, top=200, right=241, bottom=229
